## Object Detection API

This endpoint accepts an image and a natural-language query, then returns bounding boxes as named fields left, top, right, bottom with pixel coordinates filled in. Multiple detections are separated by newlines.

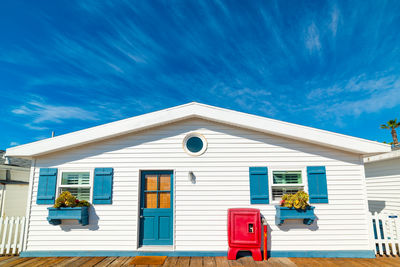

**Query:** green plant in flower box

left=54, top=191, right=90, bottom=208
left=280, top=190, right=309, bottom=210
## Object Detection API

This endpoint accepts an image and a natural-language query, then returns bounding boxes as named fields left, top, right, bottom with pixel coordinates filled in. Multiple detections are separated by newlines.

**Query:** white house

left=364, top=150, right=400, bottom=215
left=5, top=102, right=390, bottom=258
left=0, top=150, right=31, bottom=217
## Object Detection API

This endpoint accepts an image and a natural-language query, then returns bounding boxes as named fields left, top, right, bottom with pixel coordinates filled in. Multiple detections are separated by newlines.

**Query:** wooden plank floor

left=0, top=256, right=400, bottom=266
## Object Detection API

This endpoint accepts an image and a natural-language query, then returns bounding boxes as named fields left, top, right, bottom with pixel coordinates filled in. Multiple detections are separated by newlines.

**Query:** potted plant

left=275, top=191, right=316, bottom=225
left=47, top=191, right=90, bottom=226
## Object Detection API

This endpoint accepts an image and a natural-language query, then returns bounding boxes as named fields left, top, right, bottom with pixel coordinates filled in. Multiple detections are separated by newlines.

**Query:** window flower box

left=47, top=206, right=89, bottom=226
left=275, top=205, right=315, bottom=226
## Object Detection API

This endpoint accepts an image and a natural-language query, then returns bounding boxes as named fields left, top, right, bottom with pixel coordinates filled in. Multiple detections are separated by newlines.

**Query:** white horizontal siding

left=365, top=158, right=400, bottom=215
left=26, top=118, right=370, bottom=252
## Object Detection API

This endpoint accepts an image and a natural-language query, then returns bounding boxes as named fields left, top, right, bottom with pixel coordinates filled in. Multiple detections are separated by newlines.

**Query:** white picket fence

left=0, top=217, right=26, bottom=255
left=371, top=212, right=400, bottom=256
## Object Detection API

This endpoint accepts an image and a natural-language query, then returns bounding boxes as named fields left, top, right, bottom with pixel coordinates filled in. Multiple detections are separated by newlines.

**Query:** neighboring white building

left=6, top=103, right=390, bottom=258
left=0, top=150, right=31, bottom=217
left=364, top=150, right=400, bottom=215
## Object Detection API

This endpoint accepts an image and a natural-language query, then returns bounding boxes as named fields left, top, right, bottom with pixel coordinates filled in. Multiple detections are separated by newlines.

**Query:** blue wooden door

left=139, top=171, right=173, bottom=246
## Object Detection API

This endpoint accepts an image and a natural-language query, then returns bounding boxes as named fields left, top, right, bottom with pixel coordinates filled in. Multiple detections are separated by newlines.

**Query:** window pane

left=145, top=192, right=157, bottom=208
left=273, top=171, right=302, bottom=184
left=272, top=186, right=304, bottom=201
left=159, top=174, right=170, bottom=191
left=61, top=172, right=90, bottom=185
left=145, top=175, right=158, bottom=191
left=60, top=187, right=90, bottom=201
left=159, top=192, right=170, bottom=208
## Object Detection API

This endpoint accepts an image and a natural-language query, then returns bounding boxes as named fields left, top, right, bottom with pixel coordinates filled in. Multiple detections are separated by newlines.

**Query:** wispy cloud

left=12, top=98, right=98, bottom=130
left=333, top=88, right=399, bottom=116
left=307, top=74, right=400, bottom=100
left=23, top=123, right=49, bottom=131
left=210, top=83, right=276, bottom=116
left=0, top=47, right=42, bottom=66
left=330, top=5, right=340, bottom=36
left=305, top=22, right=322, bottom=54
left=323, top=87, right=399, bottom=127
left=305, top=73, right=400, bottom=126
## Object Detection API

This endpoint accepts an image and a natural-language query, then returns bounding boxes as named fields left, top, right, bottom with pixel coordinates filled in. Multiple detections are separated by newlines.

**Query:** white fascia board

left=364, top=150, right=400, bottom=163
left=5, top=103, right=196, bottom=157
left=6, top=102, right=391, bottom=157
left=191, top=104, right=390, bottom=155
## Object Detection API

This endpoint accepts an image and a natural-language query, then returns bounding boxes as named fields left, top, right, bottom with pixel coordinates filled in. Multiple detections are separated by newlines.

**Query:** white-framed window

left=269, top=167, right=308, bottom=202
left=58, top=170, right=93, bottom=201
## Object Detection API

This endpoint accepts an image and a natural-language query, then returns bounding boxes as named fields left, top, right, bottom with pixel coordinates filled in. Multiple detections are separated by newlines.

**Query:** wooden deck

left=0, top=256, right=399, bottom=266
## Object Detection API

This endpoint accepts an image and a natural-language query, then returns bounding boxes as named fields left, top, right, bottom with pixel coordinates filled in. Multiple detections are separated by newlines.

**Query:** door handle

left=140, top=216, right=144, bottom=218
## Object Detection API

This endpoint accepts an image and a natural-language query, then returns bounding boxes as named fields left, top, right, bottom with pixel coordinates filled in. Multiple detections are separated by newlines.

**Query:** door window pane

left=145, top=192, right=157, bottom=208
left=159, top=174, right=170, bottom=191
left=159, top=192, right=170, bottom=208
left=145, top=175, right=158, bottom=191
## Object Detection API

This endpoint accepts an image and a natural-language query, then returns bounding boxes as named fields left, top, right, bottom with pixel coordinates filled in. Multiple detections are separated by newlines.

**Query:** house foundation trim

left=20, top=250, right=375, bottom=258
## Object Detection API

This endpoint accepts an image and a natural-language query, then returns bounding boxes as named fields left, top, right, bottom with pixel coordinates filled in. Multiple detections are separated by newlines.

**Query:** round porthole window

left=183, top=133, right=207, bottom=156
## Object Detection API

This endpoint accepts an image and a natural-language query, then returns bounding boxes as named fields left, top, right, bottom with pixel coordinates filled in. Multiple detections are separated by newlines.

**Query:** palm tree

left=381, top=119, right=400, bottom=145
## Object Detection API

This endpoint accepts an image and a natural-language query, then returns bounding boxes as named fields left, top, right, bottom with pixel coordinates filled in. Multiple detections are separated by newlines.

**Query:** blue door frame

left=139, top=170, right=174, bottom=246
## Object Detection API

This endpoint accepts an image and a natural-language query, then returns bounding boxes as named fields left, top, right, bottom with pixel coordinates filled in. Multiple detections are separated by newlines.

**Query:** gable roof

left=6, top=102, right=390, bottom=158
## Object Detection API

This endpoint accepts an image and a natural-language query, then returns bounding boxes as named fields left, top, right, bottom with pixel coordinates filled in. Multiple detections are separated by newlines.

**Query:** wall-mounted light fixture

left=188, top=171, right=196, bottom=184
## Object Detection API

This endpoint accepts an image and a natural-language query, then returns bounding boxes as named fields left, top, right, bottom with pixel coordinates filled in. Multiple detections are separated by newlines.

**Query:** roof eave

left=6, top=102, right=391, bottom=157
left=364, top=150, right=400, bottom=163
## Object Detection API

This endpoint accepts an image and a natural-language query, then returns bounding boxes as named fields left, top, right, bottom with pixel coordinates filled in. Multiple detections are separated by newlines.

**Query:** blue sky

left=1, top=1, right=400, bottom=149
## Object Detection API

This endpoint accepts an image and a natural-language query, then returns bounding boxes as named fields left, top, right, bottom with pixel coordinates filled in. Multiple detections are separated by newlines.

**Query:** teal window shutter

left=249, top=167, right=269, bottom=204
left=93, top=168, right=113, bottom=204
left=307, top=166, right=328, bottom=203
left=37, top=168, right=58, bottom=204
